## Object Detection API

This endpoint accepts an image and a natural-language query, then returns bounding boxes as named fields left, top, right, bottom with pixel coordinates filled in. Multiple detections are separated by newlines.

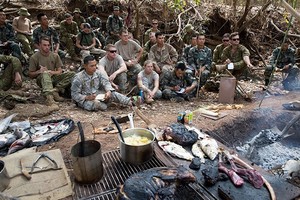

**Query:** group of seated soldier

left=0, top=6, right=299, bottom=111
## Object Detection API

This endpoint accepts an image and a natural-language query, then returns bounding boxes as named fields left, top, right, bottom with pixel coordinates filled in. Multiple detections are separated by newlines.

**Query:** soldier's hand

left=14, top=72, right=22, bottom=85
left=109, top=73, right=116, bottom=82
left=104, top=91, right=111, bottom=100
left=86, top=94, right=96, bottom=101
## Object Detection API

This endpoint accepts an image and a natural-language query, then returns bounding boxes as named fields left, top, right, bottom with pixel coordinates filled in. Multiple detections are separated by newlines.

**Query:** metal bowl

left=118, top=128, right=155, bottom=164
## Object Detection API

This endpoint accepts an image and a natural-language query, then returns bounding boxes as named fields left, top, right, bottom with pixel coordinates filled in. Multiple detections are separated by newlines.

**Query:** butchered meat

left=163, top=123, right=198, bottom=146
left=116, top=166, right=196, bottom=200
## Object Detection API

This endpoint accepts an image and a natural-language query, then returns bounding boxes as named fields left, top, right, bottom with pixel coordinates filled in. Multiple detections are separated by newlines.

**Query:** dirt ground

left=1, top=76, right=299, bottom=169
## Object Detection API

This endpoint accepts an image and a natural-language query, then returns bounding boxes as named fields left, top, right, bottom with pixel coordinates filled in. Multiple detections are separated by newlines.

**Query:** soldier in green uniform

left=33, top=13, right=66, bottom=59
left=60, top=13, right=81, bottom=61
left=161, top=62, right=197, bottom=102
left=0, top=9, right=23, bottom=60
left=187, top=33, right=212, bottom=88
left=106, top=6, right=123, bottom=44
left=144, top=19, right=159, bottom=45
left=182, top=24, right=199, bottom=45
left=212, top=33, right=230, bottom=72
left=86, top=10, right=106, bottom=48
left=182, top=34, right=197, bottom=65
left=29, top=36, right=75, bottom=106
left=73, top=8, right=86, bottom=29
left=0, top=55, right=22, bottom=91
left=220, top=32, right=253, bottom=78
left=264, top=41, right=299, bottom=90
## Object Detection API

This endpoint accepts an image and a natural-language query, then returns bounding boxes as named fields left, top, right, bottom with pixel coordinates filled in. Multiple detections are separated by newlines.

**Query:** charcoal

left=189, top=157, right=201, bottom=170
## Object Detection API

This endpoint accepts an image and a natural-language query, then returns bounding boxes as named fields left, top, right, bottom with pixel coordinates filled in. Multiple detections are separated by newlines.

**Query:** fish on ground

left=0, top=113, right=18, bottom=133
left=199, top=136, right=219, bottom=160
left=7, top=129, right=31, bottom=155
left=191, top=140, right=206, bottom=163
left=158, top=141, right=194, bottom=161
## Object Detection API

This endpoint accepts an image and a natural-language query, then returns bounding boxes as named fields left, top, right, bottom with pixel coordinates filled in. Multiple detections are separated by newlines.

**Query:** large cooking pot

left=0, top=160, right=10, bottom=192
left=71, top=122, right=104, bottom=184
left=119, top=128, right=155, bottom=164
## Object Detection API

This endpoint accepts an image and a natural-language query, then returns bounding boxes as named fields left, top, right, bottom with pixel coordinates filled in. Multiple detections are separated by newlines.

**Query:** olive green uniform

left=29, top=51, right=75, bottom=95
left=60, top=20, right=79, bottom=57
left=0, top=55, right=22, bottom=91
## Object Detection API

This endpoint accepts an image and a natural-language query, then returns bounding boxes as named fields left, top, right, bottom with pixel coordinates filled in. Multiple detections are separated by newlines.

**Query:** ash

left=256, top=143, right=300, bottom=170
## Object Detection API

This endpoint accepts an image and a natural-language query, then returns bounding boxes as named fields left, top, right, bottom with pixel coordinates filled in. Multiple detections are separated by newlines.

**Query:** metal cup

left=0, top=160, right=10, bottom=192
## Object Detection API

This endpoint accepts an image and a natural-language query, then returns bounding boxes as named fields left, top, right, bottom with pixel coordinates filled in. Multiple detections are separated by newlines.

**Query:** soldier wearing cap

left=12, top=7, right=34, bottom=56
left=86, top=10, right=106, bottom=48
left=182, top=24, right=199, bottom=45
left=0, top=55, right=22, bottom=91
left=106, top=6, right=124, bottom=44
left=73, top=8, right=86, bottom=29
left=264, top=40, right=299, bottom=90
left=144, top=19, right=160, bottom=45
left=60, top=13, right=81, bottom=61
left=0, top=8, right=23, bottom=60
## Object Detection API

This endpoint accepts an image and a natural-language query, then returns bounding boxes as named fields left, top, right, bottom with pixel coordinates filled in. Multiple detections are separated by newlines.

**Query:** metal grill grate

left=73, top=146, right=217, bottom=200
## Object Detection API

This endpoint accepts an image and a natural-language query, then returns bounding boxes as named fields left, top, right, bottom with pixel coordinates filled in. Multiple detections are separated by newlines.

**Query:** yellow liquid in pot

left=124, top=135, right=151, bottom=146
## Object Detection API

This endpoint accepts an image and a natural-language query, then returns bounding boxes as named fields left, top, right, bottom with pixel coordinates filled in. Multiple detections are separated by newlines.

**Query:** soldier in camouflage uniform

left=0, top=55, right=22, bottom=91
left=73, top=8, right=86, bottom=29
left=33, top=13, right=65, bottom=59
left=182, top=24, right=199, bottom=45
left=86, top=10, right=106, bottom=48
left=161, top=62, right=197, bottom=102
left=71, top=55, right=136, bottom=111
left=187, top=33, right=212, bottom=88
left=148, top=32, right=178, bottom=81
left=212, top=33, right=230, bottom=72
left=264, top=41, right=299, bottom=90
left=60, top=13, right=81, bottom=61
left=181, top=34, right=197, bottom=66
left=106, top=6, right=123, bottom=45
left=0, top=9, right=22, bottom=59
left=144, top=19, right=159, bottom=45
left=29, top=36, right=75, bottom=106
left=221, top=32, right=253, bottom=78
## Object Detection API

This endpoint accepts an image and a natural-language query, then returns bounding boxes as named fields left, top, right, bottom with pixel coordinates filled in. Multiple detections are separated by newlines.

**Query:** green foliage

left=167, top=0, right=201, bottom=11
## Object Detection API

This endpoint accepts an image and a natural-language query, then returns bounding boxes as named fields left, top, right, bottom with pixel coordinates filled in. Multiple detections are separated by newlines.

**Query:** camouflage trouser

left=78, top=91, right=131, bottom=111
left=0, top=42, right=22, bottom=59
left=198, top=69, right=210, bottom=88
left=0, top=59, right=22, bottom=91
left=61, top=36, right=77, bottom=57
left=162, top=88, right=195, bottom=100
left=113, top=72, right=127, bottom=93
left=106, top=35, right=119, bottom=45
left=36, top=71, right=75, bottom=95
left=159, top=64, right=174, bottom=84
left=127, top=63, right=142, bottom=89
left=80, top=48, right=106, bottom=60
left=16, top=33, right=34, bottom=56
left=264, top=64, right=300, bottom=89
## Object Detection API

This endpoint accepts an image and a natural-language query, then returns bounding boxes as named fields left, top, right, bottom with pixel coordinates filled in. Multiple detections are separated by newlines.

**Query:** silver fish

left=158, top=141, right=194, bottom=161
left=191, top=140, right=206, bottom=163
left=199, top=136, right=219, bottom=160
left=7, top=129, right=31, bottom=155
left=0, top=113, right=18, bottom=133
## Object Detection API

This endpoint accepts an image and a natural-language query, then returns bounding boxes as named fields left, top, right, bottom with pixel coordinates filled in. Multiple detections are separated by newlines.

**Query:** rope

left=258, top=0, right=297, bottom=108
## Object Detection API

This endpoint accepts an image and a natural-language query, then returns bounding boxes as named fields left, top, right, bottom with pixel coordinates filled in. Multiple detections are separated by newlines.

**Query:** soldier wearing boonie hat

left=12, top=8, right=33, bottom=57
left=113, top=6, right=120, bottom=11
left=73, top=8, right=86, bottom=29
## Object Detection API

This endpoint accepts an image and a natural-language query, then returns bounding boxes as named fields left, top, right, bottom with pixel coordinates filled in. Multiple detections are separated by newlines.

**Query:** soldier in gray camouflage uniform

left=106, top=6, right=123, bottom=45
left=0, top=55, right=22, bottom=91
left=264, top=41, right=299, bottom=90
left=71, top=55, right=136, bottom=111
left=161, top=62, right=197, bottom=102
left=187, top=33, right=212, bottom=88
